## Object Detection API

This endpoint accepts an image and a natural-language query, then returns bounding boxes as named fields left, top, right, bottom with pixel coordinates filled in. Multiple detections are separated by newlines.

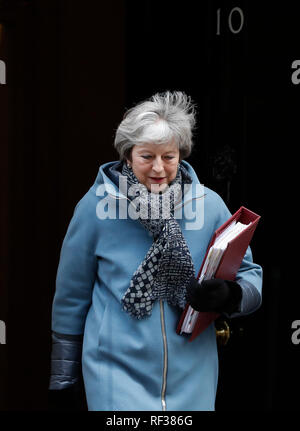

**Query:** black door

left=1, top=0, right=299, bottom=411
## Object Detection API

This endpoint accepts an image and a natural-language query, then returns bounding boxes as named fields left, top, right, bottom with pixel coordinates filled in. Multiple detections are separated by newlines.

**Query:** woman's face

left=128, top=140, right=180, bottom=192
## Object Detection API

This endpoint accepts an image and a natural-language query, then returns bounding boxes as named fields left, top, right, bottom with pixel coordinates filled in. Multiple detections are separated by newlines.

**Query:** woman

left=49, top=91, right=262, bottom=411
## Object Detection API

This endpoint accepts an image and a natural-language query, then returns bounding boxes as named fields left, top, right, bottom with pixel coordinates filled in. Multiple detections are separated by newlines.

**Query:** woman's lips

left=149, top=177, right=166, bottom=183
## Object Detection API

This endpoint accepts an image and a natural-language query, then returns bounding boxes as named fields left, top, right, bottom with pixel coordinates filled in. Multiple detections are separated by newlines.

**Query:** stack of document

left=180, top=220, right=251, bottom=334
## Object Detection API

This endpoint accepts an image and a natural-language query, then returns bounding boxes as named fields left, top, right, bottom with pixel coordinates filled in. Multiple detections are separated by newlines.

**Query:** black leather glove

left=48, top=332, right=86, bottom=411
left=186, top=277, right=242, bottom=315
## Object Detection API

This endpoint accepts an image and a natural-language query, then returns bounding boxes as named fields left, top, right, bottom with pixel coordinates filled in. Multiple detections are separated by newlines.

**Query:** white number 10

left=216, top=7, right=244, bottom=35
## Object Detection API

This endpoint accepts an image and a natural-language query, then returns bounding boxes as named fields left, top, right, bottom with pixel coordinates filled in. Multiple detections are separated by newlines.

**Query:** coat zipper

left=159, top=299, right=168, bottom=411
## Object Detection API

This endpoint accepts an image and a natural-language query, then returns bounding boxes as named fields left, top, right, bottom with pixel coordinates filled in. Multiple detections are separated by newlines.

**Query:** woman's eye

left=140, top=155, right=175, bottom=161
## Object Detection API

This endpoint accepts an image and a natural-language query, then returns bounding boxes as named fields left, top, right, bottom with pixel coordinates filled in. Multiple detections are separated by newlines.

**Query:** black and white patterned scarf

left=121, top=162, right=195, bottom=319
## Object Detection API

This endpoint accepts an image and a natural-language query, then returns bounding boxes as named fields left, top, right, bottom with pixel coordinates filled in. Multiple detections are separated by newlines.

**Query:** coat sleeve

left=212, top=192, right=263, bottom=317
left=235, top=246, right=262, bottom=316
left=51, top=192, right=99, bottom=335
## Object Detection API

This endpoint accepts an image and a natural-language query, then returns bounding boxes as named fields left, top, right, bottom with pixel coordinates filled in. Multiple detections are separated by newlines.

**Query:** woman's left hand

left=186, top=277, right=242, bottom=315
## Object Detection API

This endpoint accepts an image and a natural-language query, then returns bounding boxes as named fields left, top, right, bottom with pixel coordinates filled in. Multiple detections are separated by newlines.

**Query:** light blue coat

left=51, top=160, right=262, bottom=411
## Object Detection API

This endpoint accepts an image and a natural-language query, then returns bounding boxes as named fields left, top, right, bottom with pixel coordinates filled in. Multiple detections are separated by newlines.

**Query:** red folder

left=176, top=206, right=261, bottom=342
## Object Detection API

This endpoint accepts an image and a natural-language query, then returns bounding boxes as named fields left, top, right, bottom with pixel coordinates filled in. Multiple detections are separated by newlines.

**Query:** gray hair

left=114, top=91, right=197, bottom=161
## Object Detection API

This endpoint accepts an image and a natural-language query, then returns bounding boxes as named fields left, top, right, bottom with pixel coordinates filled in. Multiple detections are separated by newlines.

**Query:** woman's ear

left=124, top=155, right=132, bottom=168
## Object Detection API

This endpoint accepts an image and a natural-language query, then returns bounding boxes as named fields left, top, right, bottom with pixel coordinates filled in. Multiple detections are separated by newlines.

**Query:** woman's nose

left=152, top=157, right=164, bottom=172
